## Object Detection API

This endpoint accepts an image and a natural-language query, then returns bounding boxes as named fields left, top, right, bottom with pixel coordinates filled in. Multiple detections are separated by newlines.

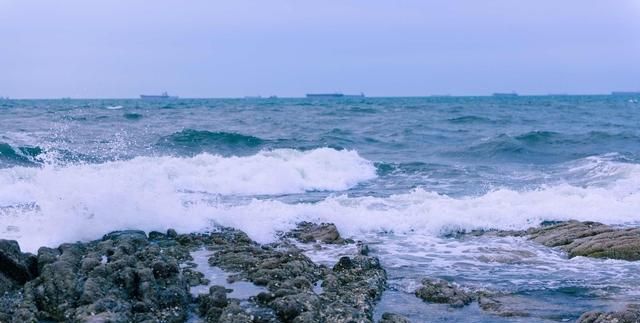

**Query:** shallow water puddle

left=189, top=249, right=267, bottom=299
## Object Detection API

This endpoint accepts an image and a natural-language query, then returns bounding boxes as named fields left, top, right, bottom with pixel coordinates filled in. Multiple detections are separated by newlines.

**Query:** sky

left=1, top=0, right=639, bottom=98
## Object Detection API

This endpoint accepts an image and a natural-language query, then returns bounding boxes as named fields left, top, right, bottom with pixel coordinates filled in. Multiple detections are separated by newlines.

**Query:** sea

left=1, top=95, right=639, bottom=321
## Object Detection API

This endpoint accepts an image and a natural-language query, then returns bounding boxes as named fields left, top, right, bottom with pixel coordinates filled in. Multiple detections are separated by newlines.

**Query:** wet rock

left=271, top=292, right=321, bottom=321
left=0, top=223, right=386, bottom=323
left=0, top=240, right=38, bottom=322
left=357, top=241, right=370, bottom=256
left=0, top=291, right=37, bottom=323
left=197, top=285, right=230, bottom=322
left=167, top=228, right=178, bottom=239
left=286, top=221, right=345, bottom=244
left=577, top=304, right=640, bottom=323
left=184, top=267, right=210, bottom=287
left=414, top=278, right=473, bottom=308
left=218, top=300, right=254, bottom=323
left=0, top=229, right=194, bottom=322
left=318, top=255, right=387, bottom=322
left=477, top=293, right=529, bottom=317
left=0, top=239, right=38, bottom=293
left=526, top=221, right=640, bottom=261
left=379, top=312, right=411, bottom=323
left=210, top=243, right=322, bottom=290
left=210, top=224, right=386, bottom=322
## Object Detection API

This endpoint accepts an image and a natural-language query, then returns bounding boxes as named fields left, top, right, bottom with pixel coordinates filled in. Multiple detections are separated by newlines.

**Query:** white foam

left=205, top=184, right=640, bottom=245
left=0, top=148, right=376, bottom=251
left=2, top=150, right=640, bottom=253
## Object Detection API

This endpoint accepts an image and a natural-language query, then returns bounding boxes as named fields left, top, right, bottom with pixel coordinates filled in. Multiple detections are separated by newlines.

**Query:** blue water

left=1, top=95, right=640, bottom=321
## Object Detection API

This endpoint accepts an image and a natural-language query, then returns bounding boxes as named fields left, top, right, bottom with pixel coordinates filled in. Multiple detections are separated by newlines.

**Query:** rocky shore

left=0, top=220, right=638, bottom=322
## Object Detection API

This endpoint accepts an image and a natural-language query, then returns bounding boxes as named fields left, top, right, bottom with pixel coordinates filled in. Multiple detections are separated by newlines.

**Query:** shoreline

left=1, top=221, right=638, bottom=322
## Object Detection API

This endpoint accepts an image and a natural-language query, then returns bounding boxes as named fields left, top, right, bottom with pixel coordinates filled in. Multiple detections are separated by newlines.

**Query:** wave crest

left=0, top=142, right=43, bottom=166
left=159, top=129, right=266, bottom=154
left=454, top=131, right=640, bottom=162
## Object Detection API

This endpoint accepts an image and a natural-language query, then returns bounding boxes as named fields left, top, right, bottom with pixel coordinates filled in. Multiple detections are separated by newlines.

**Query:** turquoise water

left=1, top=95, right=640, bottom=321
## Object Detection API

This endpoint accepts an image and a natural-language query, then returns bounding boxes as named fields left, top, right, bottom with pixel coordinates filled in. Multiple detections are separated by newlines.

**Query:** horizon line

left=2, top=92, right=638, bottom=100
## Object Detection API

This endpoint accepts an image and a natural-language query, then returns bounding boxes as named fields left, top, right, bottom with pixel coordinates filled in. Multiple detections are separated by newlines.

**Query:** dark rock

left=321, top=255, right=387, bottom=321
left=0, top=239, right=38, bottom=292
left=197, top=285, right=230, bottom=321
left=414, top=278, right=473, bottom=308
left=148, top=230, right=166, bottom=240
left=209, top=285, right=229, bottom=308
left=271, top=293, right=321, bottom=321
left=256, top=291, right=276, bottom=304
left=0, top=224, right=386, bottom=323
left=167, top=228, right=178, bottom=238
left=35, top=247, right=59, bottom=273
left=0, top=229, right=194, bottom=322
left=287, top=222, right=345, bottom=244
left=151, top=259, right=179, bottom=278
left=219, top=300, right=254, bottom=323
left=184, top=267, right=209, bottom=287
left=357, top=241, right=370, bottom=256
left=578, top=303, right=640, bottom=323
left=102, top=229, right=147, bottom=242
left=379, top=312, right=411, bottom=323
left=334, top=256, right=354, bottom=271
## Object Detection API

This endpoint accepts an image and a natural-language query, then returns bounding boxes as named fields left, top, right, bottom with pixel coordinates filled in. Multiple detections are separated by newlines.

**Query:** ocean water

left=1, top=96, right=640, bottom=321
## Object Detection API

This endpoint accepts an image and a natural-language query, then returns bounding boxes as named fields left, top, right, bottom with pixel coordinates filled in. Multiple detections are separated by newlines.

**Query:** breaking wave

left=2, top=149, right=640, bottom=252
left=0, top=142, right=43, bottom=166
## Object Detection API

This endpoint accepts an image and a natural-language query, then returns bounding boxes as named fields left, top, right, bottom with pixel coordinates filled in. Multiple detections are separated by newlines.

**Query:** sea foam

left=2, top=149, right=640, bottom=252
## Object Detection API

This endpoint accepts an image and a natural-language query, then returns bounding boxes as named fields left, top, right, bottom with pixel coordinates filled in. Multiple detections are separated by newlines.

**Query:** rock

left=578, top=304, right=640, bottom=323
left=184, top=267, right=209, bottom=287
left=270, top=292, right=321, bottom=321
left=379, top=312, right=411, bottom=323
left=218, top=300, right=254, bottom=323
left=208, top=285, right=229, bottom=308
left=0, top=230, right=194, bottom=322
left=197, top=285, right=230, bottom=322
left=357, top=241, right=370, bottom=256
left=477, top=294, right=529, bottom=317
left=414, top=278, right=473, bottom=308
left=167, top=228, right=178, bottom=238
left=320, top=254, right=387, bottom=322
left=526, top=221, right=640, bottom=261
left=209, top=224, right=385, bottom=322
left=0, top=239, right=38, bottom=293
left=148, top=230, right=166, bottom=240
left=287, top=222, right=345, bottom=244
left=0, top=223, right=385, bottom=323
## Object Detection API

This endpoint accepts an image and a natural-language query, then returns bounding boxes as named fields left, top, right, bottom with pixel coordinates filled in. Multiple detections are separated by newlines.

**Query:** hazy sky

left=1, top=1, right=639, bottom=98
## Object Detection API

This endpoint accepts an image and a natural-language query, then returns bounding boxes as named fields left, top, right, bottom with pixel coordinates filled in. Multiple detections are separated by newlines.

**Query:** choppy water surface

left=1, top=96, right=640, bottom=321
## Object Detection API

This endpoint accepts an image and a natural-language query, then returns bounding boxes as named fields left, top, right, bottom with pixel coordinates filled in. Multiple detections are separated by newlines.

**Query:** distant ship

left=492, top=92, right=519, bottom=97
left=244, top=95, right=278, bottom=100
left=611, top=91, right=640, bottom=96
left=140, top=91, right=178, bottom=99
left=306, top=93, right=365, bottom=98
